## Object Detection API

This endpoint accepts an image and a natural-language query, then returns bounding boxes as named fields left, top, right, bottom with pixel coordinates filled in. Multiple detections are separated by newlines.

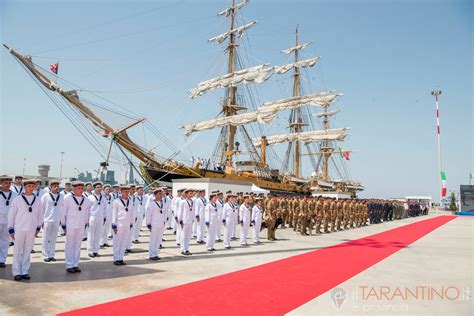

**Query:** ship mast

left=290, top=25, right=303, bottom=178
left=321, top=104, right=333, bottom=180
left=225, top=0, right=238, bottom=167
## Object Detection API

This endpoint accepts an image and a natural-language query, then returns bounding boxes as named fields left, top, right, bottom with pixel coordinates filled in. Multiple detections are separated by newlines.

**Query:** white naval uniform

left=112, top=198, right=135, bottom=261
left=239, top=203, right=251, bottom=245
left=145, top=198, right=166, bottom=257
left=62, top=194, right=91, bottom=269
left=34, top=188, right=44, bottom=198
left=10, top=184, right=23, bottom=195
left=223, top=202, right=237, bottom=248
left=87, top=193, right=106, bottom=255
left=126, top=195, right=138, bottom=250
left=100, top=194, right=114, bottom=246
left=252, top=204, right=263, bottom=243
left=8, top=194, right=43, bottom=276
left=177, top=198, right=194, bottom=252
left=0, top=190, right=16, bottom=264
left=41, top=192, right=64, bottom=259
left=173, top=196, right=184, bottom=245
left=215, top=199, right=224, bottom=240
left=204, top=202, right=219, bottom=250
left=194, top=197, right=207, bottom=242
left=132, top=194, right=146, bottom=242
left=163, top=195, right=173, bottom=229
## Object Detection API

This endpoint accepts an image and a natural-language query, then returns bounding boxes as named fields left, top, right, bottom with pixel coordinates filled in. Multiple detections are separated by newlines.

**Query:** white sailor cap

left=153, top=188, right=163, bottom=194
left=120, top=184, right=131, bottom=190
left=14, top=175, right=24, bottom=180
left=103, top=184, right=111, bottom=189
left=23, top=178, right=37, bottom=185
left=92, top=181, right=103, bottom=187
left=71, top=180, right=84, bottom=187
left=49, top=180, right=60, bottom=185
left=184, top=188, right=194, bottom=193
left=112, top=184, right=120, bottom=188
left=0, top=175, right=13, bottom=182
left=136, top=185, right=144, bottom=189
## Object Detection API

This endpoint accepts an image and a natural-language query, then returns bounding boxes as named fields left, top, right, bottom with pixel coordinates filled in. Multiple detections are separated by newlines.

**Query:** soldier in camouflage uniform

left=264, top=196, right=277, bottom=241
left=315, top=197, right=324, bottom=234
left=336, top=199, right=344, bottom=231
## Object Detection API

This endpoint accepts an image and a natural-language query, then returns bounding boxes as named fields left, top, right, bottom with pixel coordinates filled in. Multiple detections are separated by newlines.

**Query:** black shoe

left=9, top=242, right=14, bottom=247
left=100, top=244, right=105, bottom=249
left=132, top=240, right=139, bottom=244
left=173, top=231, right=176, bottom=235
left=225, top=246, right=232, bottom=249
left=0, top=262, right=5, bottom=268
left=125, top=249, right=132, bottom=253
left=21, top=274, right=31, bottom=280
left=88, top=253, right=95, bottom=258
left=44, top=258, right=51, bottom=262
left=50, top=258, right=56, bottom=262
left=82, top=238, right=87, bottom=241
left=74, top=267, right=81, bottom=273
left=207, top=249, right=213, bottom=252
left=181, top=251, right=187, bottom=255
left=216, top=239, right=222, bottom=242
left=119, top=260, right=127, bottom=265
left=159, top=244, right=163, bottom=249
left=211, top=248, right=216, bottom=251
left=30, top=249, right=35, bottom=253
left=13, top=275, right=22, bottom=281
left=93, top=253, right=100, bottom=257
left=231, top=237, right=237, bottom=240
left=66, top=268, right=76, bottom=273
left=162, top=238, right=166, bottom=241
left=114, top=261, right=122, bottom=266
left=185, top=251, right=192, bottom=256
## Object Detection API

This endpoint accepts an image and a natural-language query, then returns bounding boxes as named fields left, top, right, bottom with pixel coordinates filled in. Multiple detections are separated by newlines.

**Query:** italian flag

left=440, top=171, right=447, bottom=197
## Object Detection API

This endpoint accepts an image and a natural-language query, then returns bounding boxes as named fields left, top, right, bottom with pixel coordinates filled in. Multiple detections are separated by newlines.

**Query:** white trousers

left=132, top=211, right=145, bottom=241
left=65, top=228, right=84, bottom=268
left=180, top=223, right=192, bottom=251
left=42, top=222, right=60, bottom=259
left=223, top=220, right=235, bottom=247
left=101, top=215, right=112, bottom=246
left=196, top=219, right=206, bottom=242
left=113, top=226, right=130, bottom=261
left=240, top=221, right=250, bottom=245
left=253, top=218, right=262, bottom=242
left=0, top=224, right=9, bottom=263
left=12, top=230, right=35, bottom=276
left=149, top=224, right=165, bottom=257
left=215, top=219, right=222, bottom=240
left=206, top=222, right=217, bottom=250
left=175, top=220, right=182, bottom=245
left=88, top=218, right=103, bottom=254
left=166, top=213, right=173, bottom=229
left=192, top=221, right=197, bottom=236
left=126, top=219, right=136, bottom=250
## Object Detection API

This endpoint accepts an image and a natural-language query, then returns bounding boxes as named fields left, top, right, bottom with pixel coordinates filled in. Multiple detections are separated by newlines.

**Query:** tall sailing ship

left=4, top=0, right=363, bottom=195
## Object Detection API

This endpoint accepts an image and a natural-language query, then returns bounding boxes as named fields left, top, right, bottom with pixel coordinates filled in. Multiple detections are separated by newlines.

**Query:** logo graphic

left=331, top=286, right=347, bottom=310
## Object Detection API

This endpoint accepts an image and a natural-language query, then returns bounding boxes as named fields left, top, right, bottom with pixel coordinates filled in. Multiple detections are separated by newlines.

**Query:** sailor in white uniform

left=83, top=182, right=92, bottom=197
left=62, top=181, right=91, bottom=273
left=41, top=179, right=63, bottom=262
left=204, top=193, right=219, bottom=251
left=145, top=188, right=166, bottom=260
left=162, top=187, right=173, bottom=230
left=251, top=197, right=264, bottom=244
left=125, top=184, right=137, bottom=252
left=194, top=189, right=207, bottom=244
left=0, top=175, right=16, bottom=268
left=112, top=184, right=121, bottom=199
left=87, top=181, right=105, bottom=258
left=131, top=185, right=146, bottom=244
left=177, top=188, right=195, bottom=255
left=10, top=176, right=24, bottom=195
left=215, top=191, right=225, bottom=242
left=8, top=178, right=43, bottom=281
left=172, top=188, right=185, bottom=245
left=60, top=181, right=72, bottom=197
left=222, top=193, right=237, bottom=249
left=239, top=195, right=251, bottom=246
left=100, top=184, right=114, bottom=247
left=112, top=185, right=135, bottom=265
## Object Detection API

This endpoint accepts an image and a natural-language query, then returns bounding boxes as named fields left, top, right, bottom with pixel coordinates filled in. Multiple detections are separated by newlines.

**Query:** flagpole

left=431, top=88, right=444, bottom=203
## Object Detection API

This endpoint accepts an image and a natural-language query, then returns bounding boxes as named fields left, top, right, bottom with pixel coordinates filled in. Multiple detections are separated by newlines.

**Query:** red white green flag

left=440, top=171, right=447, bottom=197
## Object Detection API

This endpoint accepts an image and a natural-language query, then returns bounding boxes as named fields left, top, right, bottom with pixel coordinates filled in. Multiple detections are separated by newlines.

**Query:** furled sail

left=281, top=42, right=311, bottom=54
left=273, top=57, right=320, bottom=74
left=253, top=128, right=348, bottom=146
left=182, top=110, right=277, bottom=137
left=261, top=91, right=341, bottom=110
left=188, top=64, right=273, bottom=98
left=217, top=0, right=249, bottom=17
left=208, top=21, right=257, bottom=44
left=314, top=109, right=341, bottom=117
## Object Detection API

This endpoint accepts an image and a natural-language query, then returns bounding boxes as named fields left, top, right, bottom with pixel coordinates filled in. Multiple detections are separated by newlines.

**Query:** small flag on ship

left=339, top=147, right=350, bottom=160
left=50, top=62, right=59, bottom=74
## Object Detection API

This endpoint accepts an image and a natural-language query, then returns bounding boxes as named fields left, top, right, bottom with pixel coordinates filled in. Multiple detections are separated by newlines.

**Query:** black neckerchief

left=0, top=191, right=12, bottom=206
left=93, top=193, right=102, bottom=205
left=211, top=202, right=217, bottom=211
left=154, top=200, right=163, bottom=213
left=137, top=195, right=143, bottom=205
left=14, top=186, right=23, bottom=194
left=72, top=195, right=85, bottom=211
left=105, top=194, right=112, bottom=204
left=49, top=192, right=60, bottom=206
left=186, top=199, right=193, bottom=210
left=200, top=197, right=206, bottom=206
left=21, top=194, right=36, bottom=212
left=120, top=198, right=130, bottom=212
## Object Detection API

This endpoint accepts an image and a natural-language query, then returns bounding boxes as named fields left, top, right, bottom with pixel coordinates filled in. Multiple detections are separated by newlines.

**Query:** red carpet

left=60, top=216, right=455, bottom=316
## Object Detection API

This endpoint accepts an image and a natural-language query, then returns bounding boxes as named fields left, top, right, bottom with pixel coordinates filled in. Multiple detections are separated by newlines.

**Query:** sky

left=0, top=0, right=472, bottom=200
